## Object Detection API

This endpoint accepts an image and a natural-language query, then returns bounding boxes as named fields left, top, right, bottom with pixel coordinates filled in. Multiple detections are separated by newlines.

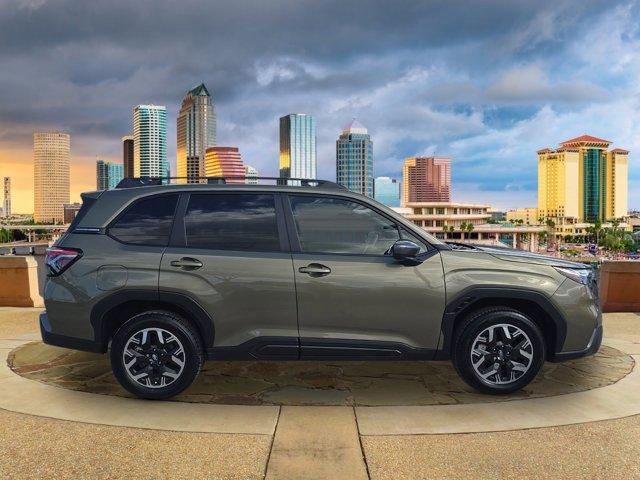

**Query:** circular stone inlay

left=8, top=342, right=634, bottom=406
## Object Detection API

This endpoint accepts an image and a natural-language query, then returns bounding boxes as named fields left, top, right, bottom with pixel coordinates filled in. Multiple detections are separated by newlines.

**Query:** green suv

left=41, top=179, right=602, bottom=399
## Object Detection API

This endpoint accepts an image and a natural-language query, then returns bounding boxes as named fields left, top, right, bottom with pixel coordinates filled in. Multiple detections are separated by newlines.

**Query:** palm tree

left=545, top=218, right=556, bottom=248
left=466, top=223, right=474, bottom=239
left=460, top=222, right=467, bottom=240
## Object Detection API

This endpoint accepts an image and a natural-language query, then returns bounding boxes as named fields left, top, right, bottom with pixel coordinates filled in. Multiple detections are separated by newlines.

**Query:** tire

left=110, top=311, right=204, bottom=400
left=452, top=307, right=545, bottom=394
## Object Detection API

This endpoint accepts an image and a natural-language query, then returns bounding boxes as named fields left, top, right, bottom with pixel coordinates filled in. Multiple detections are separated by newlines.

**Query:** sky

left=0, top=0, right=639, bottom=213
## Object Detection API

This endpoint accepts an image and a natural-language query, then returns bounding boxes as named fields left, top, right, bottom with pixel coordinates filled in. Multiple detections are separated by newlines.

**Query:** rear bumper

left=550, top=322, right=603, bottom=362
left=40, top=312, right=104, bottom=353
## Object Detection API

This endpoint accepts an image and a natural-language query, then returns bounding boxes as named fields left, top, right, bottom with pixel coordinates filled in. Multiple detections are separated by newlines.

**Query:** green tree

left=460, top=222, right=467, bottom=240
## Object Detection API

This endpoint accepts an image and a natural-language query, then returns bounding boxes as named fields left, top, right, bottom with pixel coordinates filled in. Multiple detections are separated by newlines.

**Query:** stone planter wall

left=0, top=256, right=44, bottom=307
left=600, top=261, right=640, bottom=313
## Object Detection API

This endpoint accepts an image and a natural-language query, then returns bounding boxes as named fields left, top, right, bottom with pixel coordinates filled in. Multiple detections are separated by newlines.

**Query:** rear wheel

left=452, top=307, right=545, bottom=394
left=110, top=311, right=203, bottom=400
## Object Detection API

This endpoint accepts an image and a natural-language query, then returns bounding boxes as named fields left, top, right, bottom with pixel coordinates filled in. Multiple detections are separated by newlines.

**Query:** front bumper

left=550, top=323, right=603, bottom=362
left=40, top=312, right=104, bottom=353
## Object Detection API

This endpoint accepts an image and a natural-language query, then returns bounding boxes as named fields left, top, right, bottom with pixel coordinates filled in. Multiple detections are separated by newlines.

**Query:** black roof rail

left=115, top=176, right=346, bottom=190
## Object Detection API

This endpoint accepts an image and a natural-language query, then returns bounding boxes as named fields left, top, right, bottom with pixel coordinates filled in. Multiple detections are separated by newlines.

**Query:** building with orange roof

left=537, top=135, right=628, bottom=223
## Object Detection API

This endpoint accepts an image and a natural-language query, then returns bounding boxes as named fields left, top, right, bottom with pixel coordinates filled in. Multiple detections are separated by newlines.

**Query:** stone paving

left=8, top=340, right=634, bottom=406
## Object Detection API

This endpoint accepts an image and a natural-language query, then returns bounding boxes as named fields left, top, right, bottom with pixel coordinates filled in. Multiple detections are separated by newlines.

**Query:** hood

left=446, top=242, right=590, bottom=269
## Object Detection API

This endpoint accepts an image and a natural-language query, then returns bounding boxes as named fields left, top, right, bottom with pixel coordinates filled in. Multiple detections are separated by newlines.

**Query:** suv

left=41, top=179, right=602, bottom=399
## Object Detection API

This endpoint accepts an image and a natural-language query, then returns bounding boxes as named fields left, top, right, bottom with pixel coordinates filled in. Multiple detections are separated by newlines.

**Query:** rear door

left=159, top=192, right=298, bottom=358
left=284, top=194, right=446, bottom=358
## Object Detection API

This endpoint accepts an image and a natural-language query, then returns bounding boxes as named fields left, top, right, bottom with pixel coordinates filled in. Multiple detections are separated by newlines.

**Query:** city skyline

left=1, top=1, right=639, bottom=212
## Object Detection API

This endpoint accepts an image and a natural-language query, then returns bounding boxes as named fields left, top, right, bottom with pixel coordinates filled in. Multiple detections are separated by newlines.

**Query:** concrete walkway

left=1, top=309, right=640, bottom=479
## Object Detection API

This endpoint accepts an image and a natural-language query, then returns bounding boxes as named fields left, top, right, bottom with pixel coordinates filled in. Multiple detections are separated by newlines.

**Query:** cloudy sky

left=1, top=0, right=639, bottom=213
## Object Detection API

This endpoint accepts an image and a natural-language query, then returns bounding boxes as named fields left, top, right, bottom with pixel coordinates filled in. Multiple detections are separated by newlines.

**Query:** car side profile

left=41, top=178, right=602, bottom=399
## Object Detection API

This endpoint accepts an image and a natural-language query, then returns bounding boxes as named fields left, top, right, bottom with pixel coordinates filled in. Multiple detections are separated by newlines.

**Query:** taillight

left=45, top=247, right=82, bottom=276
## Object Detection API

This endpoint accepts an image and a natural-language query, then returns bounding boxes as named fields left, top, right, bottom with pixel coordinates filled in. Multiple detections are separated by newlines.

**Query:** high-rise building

left=204, top=147, right=245, bottom=184
left=374, top=176, right=400, bottom=207
left=177, top=83, right=217, bottom=183
left=122, top=135, right=134, bottom=178
left=33, top=132, right=70, bottom=223
left=537, top=135, right=628, bottom=222
left=336, top=119, right=373, bottom=197
left=402, top=156, right=451, bottom=206
left=279, top=114, right=316, bottom=180
left=2, top=177, right=10, bottom=218
left=244, top=165, right=258, bottom=184
left=133, top=105, right=168, bottom=179
left=96, top=160, right=124, bottom=190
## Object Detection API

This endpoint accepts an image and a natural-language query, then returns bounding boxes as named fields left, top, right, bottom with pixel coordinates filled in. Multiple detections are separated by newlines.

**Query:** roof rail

left=115, top=176, right=346, bottom=190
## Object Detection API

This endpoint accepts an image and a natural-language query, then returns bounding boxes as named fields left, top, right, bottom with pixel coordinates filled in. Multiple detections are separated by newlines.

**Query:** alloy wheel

left=470, top=323, right=534, bottom=385
left=122, top=327, right=186, bottom=388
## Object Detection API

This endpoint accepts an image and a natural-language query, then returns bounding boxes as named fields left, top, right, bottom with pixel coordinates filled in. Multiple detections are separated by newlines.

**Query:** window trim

left=172, top=191, right=290, bottom=253
left=283, top=192, right=434, bottom=258
left=106, top=193, right=181, bottom=247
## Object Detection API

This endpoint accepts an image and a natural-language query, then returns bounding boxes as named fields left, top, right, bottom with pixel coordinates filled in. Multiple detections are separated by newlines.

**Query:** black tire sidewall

left=110, top=312, right=202, bottom=400
left=453, top=309, right=545, bottom=394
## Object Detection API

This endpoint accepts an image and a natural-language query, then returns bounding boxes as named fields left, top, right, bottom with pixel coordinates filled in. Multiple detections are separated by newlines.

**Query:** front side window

left=109, top=194, right=179, bottom=246
left=184, top=193, right=280, bottom=251
left=290, top=195, right=400, bottom=255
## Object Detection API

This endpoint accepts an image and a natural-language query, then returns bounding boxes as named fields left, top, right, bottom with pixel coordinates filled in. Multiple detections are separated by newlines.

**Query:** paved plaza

left=1, top=308, right=639, bottom=478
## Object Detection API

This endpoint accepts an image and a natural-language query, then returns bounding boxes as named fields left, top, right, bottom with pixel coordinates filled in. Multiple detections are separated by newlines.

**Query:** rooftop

left=187, top=83, right=210, bottom=97
left=341, top=118, right=368, bottom=135
left=560, top=134, right=612, bottom=146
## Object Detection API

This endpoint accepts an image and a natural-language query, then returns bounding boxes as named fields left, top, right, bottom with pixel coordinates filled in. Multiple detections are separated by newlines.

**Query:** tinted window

left=290, top=196, right=400, bottom=255
left=185, top=193, right=280, bottom=251
left=109, top=194, right=179, bottom=246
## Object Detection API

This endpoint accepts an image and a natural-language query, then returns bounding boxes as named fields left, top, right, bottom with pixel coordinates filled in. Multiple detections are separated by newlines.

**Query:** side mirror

left=390, top=240, right=422, bottom=265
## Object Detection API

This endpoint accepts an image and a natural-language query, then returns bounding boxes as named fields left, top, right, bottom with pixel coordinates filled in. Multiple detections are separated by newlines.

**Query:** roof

left=188, top=83, right=210, bottom=97
left=537, top=148, right=553, bottom=154
left=342, top=118, right=368, bottom=135
left=560, top=134, right=612, bottom=146
left=611, top=148, right=629, bottom=154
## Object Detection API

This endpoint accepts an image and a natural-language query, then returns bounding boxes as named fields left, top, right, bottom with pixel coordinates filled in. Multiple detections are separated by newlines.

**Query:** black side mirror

left=390, top=240, right=422, bottom=265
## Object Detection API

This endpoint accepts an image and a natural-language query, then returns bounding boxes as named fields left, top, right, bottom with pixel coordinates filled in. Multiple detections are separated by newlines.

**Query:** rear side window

left=184, top=193, right=280, bottom=251
left=109, top=194, right=179, bottom=246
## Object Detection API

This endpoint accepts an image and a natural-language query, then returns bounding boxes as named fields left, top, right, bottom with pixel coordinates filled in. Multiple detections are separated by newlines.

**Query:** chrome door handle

left=298, top=263, right=331, bottom=277
left=170, top=257, right=203, bottom=270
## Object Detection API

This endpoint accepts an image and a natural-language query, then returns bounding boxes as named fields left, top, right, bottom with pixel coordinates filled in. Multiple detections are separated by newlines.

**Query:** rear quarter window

left=108, top=194, right=179, bottom=246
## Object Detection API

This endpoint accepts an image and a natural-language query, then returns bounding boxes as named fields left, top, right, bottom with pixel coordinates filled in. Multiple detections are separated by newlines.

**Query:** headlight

left=554, top=267, right=591, bottom=285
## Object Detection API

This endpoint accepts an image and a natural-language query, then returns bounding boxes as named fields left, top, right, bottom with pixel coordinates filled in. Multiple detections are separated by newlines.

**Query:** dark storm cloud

left=1, top=0, right=638, bottom=210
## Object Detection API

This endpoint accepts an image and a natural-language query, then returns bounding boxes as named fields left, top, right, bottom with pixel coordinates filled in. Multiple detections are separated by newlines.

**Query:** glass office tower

left=336, top=119, right=373, bottom=197
left=279, top=114, right=316, bottom=181
left=374, top=176, right=400, bottom=207
left=177, top=83, right=216, bottom=183
left=133, top=105, right=168, bottom=179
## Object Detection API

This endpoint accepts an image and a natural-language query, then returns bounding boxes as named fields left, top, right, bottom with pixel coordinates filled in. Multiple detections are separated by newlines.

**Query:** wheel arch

left=436, top=287, right=566, bottom=361
left=90, top=289, right=215, bottom=352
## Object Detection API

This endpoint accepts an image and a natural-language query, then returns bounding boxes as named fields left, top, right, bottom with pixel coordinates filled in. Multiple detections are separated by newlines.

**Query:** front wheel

left=452, top=307, right=545, bottom=394
left=110, top=311, right=203, bottom=400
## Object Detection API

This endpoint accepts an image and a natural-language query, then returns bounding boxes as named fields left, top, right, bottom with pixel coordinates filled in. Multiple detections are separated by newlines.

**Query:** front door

left=285, top=194, right=446, bottom=359
left=159, top=192, right=298, bottom=358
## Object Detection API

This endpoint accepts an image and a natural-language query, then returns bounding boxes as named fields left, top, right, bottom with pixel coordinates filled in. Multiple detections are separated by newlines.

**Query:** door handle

left=170, top=257, right=203, bottom=270
left=298, top=263, right=331, bottom=277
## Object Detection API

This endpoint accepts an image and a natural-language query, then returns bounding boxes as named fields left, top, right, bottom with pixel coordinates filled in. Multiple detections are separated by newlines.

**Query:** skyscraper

left=177, top=83, right=217, bottom=183
left=133, top=105, right=168, bottom=179
left=204, top=147, right=245, bottom=184
left=537, top=135, right=628, bottom=222
left=374, top=176, right=400, bottom=207
left=122, top=135, right=134, bottom=178
left=96, top=160, right=124, bottom=190
left=402, top=156, right=451, bottom=206
left=336, top=119, right=373, bottom=197
left=33, top=132, right=70, bottom=223
left=2, top=177, right=10, bottom=217
left=279, top=114, right=316, bottom=180
left=244, top=165, right=258, bottom=184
